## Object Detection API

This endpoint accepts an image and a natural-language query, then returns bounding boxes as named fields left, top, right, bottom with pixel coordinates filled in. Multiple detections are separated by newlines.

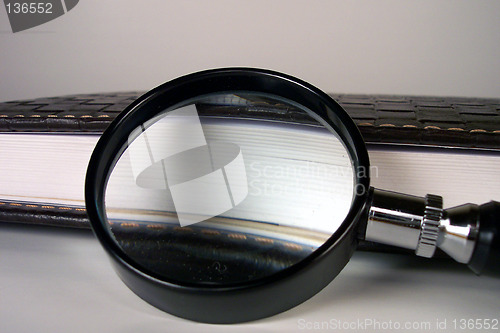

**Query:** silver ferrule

left=437, top=204, right=480, bottom=263
left=366, top=189, right=425, bottom=251
left=365, top=188, right=479, bottom=263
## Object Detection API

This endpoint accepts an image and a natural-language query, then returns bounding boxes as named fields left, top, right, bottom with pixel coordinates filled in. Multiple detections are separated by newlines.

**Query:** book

left=0, top=92, right=499, bottom=232
left=1, top=132, right=499, bottom=211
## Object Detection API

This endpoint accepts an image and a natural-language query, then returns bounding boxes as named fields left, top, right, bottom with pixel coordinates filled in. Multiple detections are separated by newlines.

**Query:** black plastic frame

left=85, top=68, right=371, bottom=323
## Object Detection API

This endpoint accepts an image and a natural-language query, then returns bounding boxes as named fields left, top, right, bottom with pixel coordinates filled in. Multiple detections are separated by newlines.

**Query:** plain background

left=1, top=0, right=500, bottom=102
left=1, top=1, right=500, bottom=332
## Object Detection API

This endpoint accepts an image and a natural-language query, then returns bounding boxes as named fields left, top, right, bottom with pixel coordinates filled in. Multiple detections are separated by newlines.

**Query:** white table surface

left=1, top=223, right=499, bottom=333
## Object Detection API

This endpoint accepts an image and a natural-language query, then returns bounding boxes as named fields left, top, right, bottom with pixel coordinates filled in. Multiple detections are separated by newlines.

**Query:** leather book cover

left=1, top=93, right=499, bottom=255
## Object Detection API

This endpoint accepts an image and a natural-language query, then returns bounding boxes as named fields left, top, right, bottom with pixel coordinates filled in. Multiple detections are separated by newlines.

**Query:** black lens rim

left=85, top=68, right=371, bottom=323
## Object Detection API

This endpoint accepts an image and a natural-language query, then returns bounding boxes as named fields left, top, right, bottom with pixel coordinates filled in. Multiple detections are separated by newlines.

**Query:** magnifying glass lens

left=103, top=92, right=355, bottom=285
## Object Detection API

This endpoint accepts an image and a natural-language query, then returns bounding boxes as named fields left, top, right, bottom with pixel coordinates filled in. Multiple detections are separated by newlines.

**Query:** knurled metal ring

left=415, top=194, right=443, bottom=258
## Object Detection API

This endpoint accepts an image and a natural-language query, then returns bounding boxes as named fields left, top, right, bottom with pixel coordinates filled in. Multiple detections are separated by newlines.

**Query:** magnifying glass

left=85, top=68, right=499, bottom=324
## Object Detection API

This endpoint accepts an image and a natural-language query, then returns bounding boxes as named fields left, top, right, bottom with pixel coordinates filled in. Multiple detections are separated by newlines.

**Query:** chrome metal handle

left=365, top=188, right=479, bottom=264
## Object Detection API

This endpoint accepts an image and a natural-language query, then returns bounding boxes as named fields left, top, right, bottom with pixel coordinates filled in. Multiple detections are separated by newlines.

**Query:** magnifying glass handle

left=467, top=201, right=500, bottom=276
left=365, top=188, right=500, bottom=277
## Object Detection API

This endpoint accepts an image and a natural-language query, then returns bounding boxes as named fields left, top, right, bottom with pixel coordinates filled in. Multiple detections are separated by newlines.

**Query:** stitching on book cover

left=1, top=102, right=500, bottom=135
left=356, top=123, right=500, bottom=134
left=0, top=201, right=86, bottom=213
left=120, top=222, right=139, bottom=228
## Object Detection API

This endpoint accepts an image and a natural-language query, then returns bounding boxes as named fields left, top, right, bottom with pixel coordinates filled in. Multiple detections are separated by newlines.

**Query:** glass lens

left=104, top=93, right=355, bottom=285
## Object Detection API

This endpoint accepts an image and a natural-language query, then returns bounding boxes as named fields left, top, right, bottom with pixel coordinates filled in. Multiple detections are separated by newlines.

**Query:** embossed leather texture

left=1, top=93, right=499, bottom=149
